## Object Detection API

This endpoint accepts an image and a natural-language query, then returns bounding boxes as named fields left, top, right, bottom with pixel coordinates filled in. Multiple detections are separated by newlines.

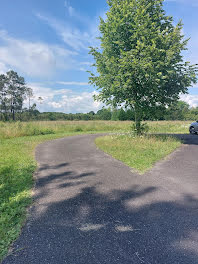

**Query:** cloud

left=27, top=83, right=102, bottom=113
left=80, top=62, right=92, bottom=66
left=57, top=81, right=89, bottom=86
left=180, top=94, right=198, bottom=108
left=36, top=14, right=89, bottom=51
left=36, top=12, right=100, bottom=51
left=48, top=101, right=63, bottom=109
left=0, top=30, right=76, bottom=78
left=64, top=1, right=75, bottom=17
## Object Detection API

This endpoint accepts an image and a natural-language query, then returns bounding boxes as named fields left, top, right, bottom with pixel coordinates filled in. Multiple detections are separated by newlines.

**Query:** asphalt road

left=2, top=133, right=198, bottom=264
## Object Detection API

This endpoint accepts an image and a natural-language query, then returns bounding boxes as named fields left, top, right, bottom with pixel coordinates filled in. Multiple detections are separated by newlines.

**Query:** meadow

left=0, top=120, right=191, bottom=139
left=0, top=120, right=192, bottom=260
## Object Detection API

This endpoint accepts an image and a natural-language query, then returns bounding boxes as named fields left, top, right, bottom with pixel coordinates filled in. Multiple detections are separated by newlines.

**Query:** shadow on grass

left=3, top=161, right=198, bottom=264
left=148, top=133, right=198, bottom=145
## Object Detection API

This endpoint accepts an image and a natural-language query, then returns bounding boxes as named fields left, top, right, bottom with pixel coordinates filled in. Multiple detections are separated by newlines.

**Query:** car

left=189, top=121, right=198, bottom=134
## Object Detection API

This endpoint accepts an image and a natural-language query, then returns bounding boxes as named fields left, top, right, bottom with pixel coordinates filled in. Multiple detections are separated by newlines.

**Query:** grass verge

left=0, top=131, right=99, bottom=261
left=95, top=134, right=181, bottom=174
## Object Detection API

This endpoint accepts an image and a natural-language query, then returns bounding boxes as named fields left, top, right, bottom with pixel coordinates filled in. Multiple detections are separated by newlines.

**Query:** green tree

left=0, top=71, right=33, bottom=121
left=97, top=108, right=112, bottom=120
left=0, top=74, right=9, bottom=120
left=165, top=100, right=190, bottom=120
left=6, top=71, right=30, bottom=120
left=118, top=108, right=127, bottom=121
left=125, top=108, right=135, bottom=121
left=111, top=108, right=119, bottom=120
left=188, top=107, right=198, bottom=121
left=89, top=0, right=197, bottom=134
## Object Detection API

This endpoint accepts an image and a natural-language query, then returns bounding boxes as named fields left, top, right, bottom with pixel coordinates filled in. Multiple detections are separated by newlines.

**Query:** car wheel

left=189, top=126, right=196, bottom=134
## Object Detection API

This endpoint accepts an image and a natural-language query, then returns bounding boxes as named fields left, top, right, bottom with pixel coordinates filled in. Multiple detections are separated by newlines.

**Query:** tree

left=88, top=111, right=95, bottom=115
left=97, top=108, right=112, bottom=120
left=0, top=71, right=33, bottom=121
left=118, top=108, right=127, bottom=120
left=27, top=87, right=33, bottom=113
left=38, top=96, right=43, bottom=104
left=0, top=74, right=9, bottom=120
left=125, top=108, right=135, bottom=121
left=165, top=100, right=190, bottom=120
left=89, top=0, right=198, bottom=134
left=6, top=71, right=29, bottom=120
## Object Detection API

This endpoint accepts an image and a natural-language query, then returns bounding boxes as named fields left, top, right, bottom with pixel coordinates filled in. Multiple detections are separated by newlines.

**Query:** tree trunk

left=134, top=105, right=142, bottom=135
left=12, top=104, right=15, bottom=121
left=12, top=109, right=15, bottom=121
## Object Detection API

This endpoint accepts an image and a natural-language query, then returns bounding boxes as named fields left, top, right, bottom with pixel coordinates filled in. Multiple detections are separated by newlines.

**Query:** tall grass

left=0, top=120, right=191, bottom=139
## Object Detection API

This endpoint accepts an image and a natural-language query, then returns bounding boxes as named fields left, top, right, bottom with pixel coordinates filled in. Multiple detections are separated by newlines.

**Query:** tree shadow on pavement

left=4, top=171, right=198, bottom=264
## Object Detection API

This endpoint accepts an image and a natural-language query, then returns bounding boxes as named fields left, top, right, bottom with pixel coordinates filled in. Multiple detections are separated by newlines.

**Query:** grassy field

left=0, top=120, right=191, bottom=139
left=0, top=120, right=192, bottom=261
left=95, top=134, right=181, bottom=173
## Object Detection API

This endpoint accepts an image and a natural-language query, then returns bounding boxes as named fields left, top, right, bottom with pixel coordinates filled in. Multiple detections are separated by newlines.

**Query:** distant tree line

left=93, top=102, right=198, bottom=121
left=0, top=71, right=197, bottom=122
left=1, top=100, right=197, bottom=122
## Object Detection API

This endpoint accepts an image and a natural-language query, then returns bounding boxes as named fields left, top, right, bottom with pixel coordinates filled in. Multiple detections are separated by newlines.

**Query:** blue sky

left=0, top=0, right=197, bottom=113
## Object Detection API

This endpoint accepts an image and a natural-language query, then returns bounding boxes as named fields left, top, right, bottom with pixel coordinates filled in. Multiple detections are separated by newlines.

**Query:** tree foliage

left=0, top=71, right=32, bottom=120
left=89, top=0, right=198, bottom=133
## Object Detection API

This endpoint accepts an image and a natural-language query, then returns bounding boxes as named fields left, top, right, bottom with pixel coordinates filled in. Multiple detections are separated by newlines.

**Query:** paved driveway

left=3, top=134, right=198, bottom=264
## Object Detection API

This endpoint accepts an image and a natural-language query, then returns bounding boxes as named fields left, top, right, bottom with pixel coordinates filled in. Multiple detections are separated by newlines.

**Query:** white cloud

left=64, top=1, right=75, bottom=17
left=80, top=62, right=92, bottom=66
left=180, top=94, right=198, bottom=108
left=27, top=83, right=102, bottom=113
left=57, top=81, right=89, bottom=86
left=36, top=12, right=100, bottom=51
left=79, top=67, right=87, bottom=72
left=0, top=30, right=76, bottom=78
left=48, top=101, right=63, bottom=109
left=36, top=14, right=89, bottom=51
left=61, top=91, right=102, bottom=113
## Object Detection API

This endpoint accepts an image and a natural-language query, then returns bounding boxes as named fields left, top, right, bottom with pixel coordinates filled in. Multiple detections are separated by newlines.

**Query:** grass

left=0, top=131, right=91, bottom=261
left=0, top=121, right=127, bottom=139
left=0, top=120, right=190, bottom=261
left=0, top=120, right=191, bottom=139
left=95, top=134, right=182, bottom=173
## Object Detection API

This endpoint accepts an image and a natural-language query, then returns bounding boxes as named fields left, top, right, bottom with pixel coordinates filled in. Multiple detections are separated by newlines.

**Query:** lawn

left=0, top=120, right=191, bottom=261
left=95, top=134, right=181, bottom=173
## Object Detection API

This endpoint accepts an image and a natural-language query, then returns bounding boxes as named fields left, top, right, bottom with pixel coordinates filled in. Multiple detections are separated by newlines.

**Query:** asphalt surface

left=2, top=133, right=198, bottom=264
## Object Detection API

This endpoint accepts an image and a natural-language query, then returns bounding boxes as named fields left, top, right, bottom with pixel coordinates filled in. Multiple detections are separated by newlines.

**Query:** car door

left=195, top=122, right=198, bottom=132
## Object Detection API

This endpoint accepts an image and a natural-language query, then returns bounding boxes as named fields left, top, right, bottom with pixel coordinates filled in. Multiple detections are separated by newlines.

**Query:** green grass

left=95, top=134, right=181, bottom=173
left=0, top=120, right=190, bottom=261
left=0, top=131, right=92, bottom=261
left=0, top=120, right=127, bottom=139
left=0, top=120, right=192, bottom=139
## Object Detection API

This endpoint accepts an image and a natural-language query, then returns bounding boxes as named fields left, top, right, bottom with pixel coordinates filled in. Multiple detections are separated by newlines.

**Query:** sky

left=0, top=0, right=197, bottom=113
